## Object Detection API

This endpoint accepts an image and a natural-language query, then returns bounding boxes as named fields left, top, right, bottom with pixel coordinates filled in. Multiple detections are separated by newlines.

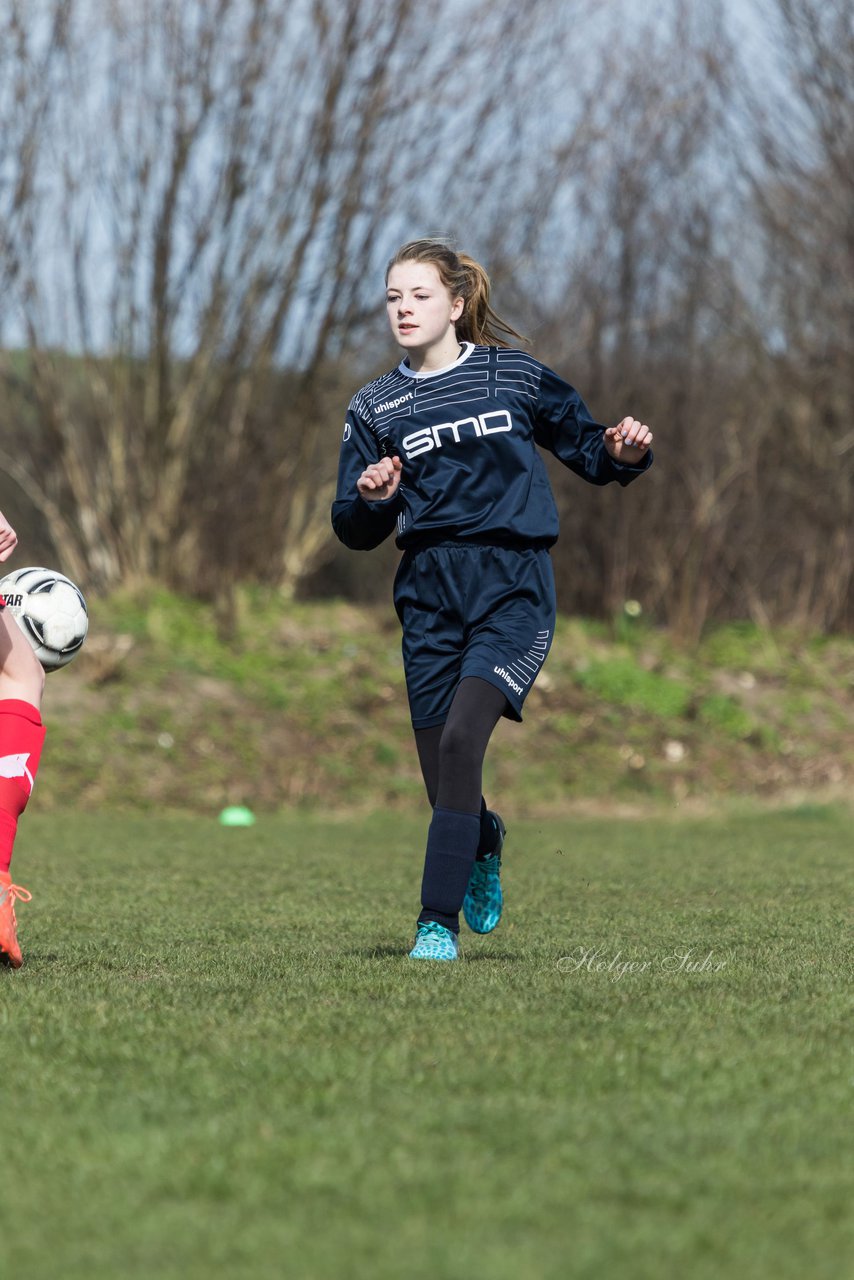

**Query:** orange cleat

left=0, top=871, right=32, bottom=969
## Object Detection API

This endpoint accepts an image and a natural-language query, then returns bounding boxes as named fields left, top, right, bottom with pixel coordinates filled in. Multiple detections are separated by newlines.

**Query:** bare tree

left=5, top=0, right=847, bottom=637
left=0, top=0, right=603, bottom=602
left=512, top=0, right=752, bottom=640
left=735, top=0, right=854, bottom=631
left=489, top=0, right=853, bottom=639
left=0, top=4, right=82, bottom=571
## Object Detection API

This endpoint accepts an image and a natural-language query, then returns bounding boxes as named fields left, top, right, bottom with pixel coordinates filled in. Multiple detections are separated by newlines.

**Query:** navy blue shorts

left=393, top=543, right=556, bottom=728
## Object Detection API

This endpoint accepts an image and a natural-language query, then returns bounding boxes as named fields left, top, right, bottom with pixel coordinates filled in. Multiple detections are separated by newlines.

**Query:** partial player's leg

left=0, top=605, right=46, bottom=969
left=426, top=678, right=507, bottom=936
left=410, top=678, right=506, bottom=957
left=415, top=721, right=505, bottom=861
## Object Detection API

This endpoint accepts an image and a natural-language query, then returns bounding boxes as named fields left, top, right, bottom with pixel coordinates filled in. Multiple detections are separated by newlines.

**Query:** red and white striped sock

left=0, top=699, right=46, bottom=875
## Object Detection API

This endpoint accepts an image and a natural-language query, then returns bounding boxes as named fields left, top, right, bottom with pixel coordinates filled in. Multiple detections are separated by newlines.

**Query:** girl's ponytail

left=455, top=254, right=526, bottom=347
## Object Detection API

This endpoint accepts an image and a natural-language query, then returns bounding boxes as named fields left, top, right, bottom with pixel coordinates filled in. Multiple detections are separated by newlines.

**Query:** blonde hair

left=385, top=238, right=527, bottom=348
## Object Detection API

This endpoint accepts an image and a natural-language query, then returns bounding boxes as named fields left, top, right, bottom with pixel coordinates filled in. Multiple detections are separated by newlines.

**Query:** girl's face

left=385, top=261, right=464, bottom=356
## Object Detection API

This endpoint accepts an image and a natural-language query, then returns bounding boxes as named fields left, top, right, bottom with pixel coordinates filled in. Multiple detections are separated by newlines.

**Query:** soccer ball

left=0, top=566, right=89, bottom=672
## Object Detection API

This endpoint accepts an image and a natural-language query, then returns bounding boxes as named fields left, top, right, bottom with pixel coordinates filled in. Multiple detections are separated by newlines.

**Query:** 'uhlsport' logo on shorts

left=402, top=410, right=513, bottom=460
left=494, top=666, right=524, bottom=695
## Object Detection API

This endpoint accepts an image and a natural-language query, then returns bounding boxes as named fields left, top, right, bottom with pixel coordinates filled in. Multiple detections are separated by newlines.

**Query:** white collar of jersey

left=397, top=341, right=475, bottom=380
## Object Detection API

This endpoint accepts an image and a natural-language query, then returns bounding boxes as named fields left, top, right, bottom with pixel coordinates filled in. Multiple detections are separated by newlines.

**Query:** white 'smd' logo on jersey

left=342, top=422, right=352, bottom=442
left=401, top=410, right=512, bottom=460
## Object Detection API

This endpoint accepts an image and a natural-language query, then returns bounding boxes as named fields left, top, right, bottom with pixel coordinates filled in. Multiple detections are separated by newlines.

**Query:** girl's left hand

left=0, top=511, right=18, bottom=562
left=604, top=417, right=653, bottom=464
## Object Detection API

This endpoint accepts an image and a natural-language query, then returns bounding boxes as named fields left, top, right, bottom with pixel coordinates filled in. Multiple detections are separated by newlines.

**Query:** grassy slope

left=3, top=808, right=851, bottom=1279
left=40, top=588, right=854, bottom=814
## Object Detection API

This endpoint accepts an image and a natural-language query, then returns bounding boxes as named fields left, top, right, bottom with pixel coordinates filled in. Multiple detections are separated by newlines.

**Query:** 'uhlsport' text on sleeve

left=331, top=396, right=402, bottom=550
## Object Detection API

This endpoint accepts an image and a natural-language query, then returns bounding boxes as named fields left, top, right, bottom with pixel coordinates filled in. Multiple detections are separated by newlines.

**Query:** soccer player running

left=332, top=239, right=653, bottom=961
left=0, top=510, right=47, bottom=968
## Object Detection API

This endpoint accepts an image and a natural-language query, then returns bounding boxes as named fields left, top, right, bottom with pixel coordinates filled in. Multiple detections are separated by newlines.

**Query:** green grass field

left=3, top=807, right=851, bottom=1279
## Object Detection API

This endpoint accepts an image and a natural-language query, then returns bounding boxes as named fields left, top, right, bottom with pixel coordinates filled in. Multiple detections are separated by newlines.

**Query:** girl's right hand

left=0, top=510, right=18, bottom=562
left=356, top=455, right=402, bottom=502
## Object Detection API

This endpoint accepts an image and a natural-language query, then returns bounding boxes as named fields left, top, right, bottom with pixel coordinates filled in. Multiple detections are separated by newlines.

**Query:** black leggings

left=414, top=677, right=507, bottom=815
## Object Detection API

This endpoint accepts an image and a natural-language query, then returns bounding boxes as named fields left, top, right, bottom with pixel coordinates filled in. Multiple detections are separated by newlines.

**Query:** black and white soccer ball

left=0, top=566, right=89, bottom=672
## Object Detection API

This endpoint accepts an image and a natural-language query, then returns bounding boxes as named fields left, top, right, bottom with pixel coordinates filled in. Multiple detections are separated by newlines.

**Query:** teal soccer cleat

left=409, top=920, right=460, bottom=961
left=463, top=812, right=506, bottom=934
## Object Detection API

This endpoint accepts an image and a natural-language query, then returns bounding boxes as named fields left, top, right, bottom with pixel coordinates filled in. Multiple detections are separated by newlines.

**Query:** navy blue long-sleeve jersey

left=331, top=343, right=652, bottom=552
